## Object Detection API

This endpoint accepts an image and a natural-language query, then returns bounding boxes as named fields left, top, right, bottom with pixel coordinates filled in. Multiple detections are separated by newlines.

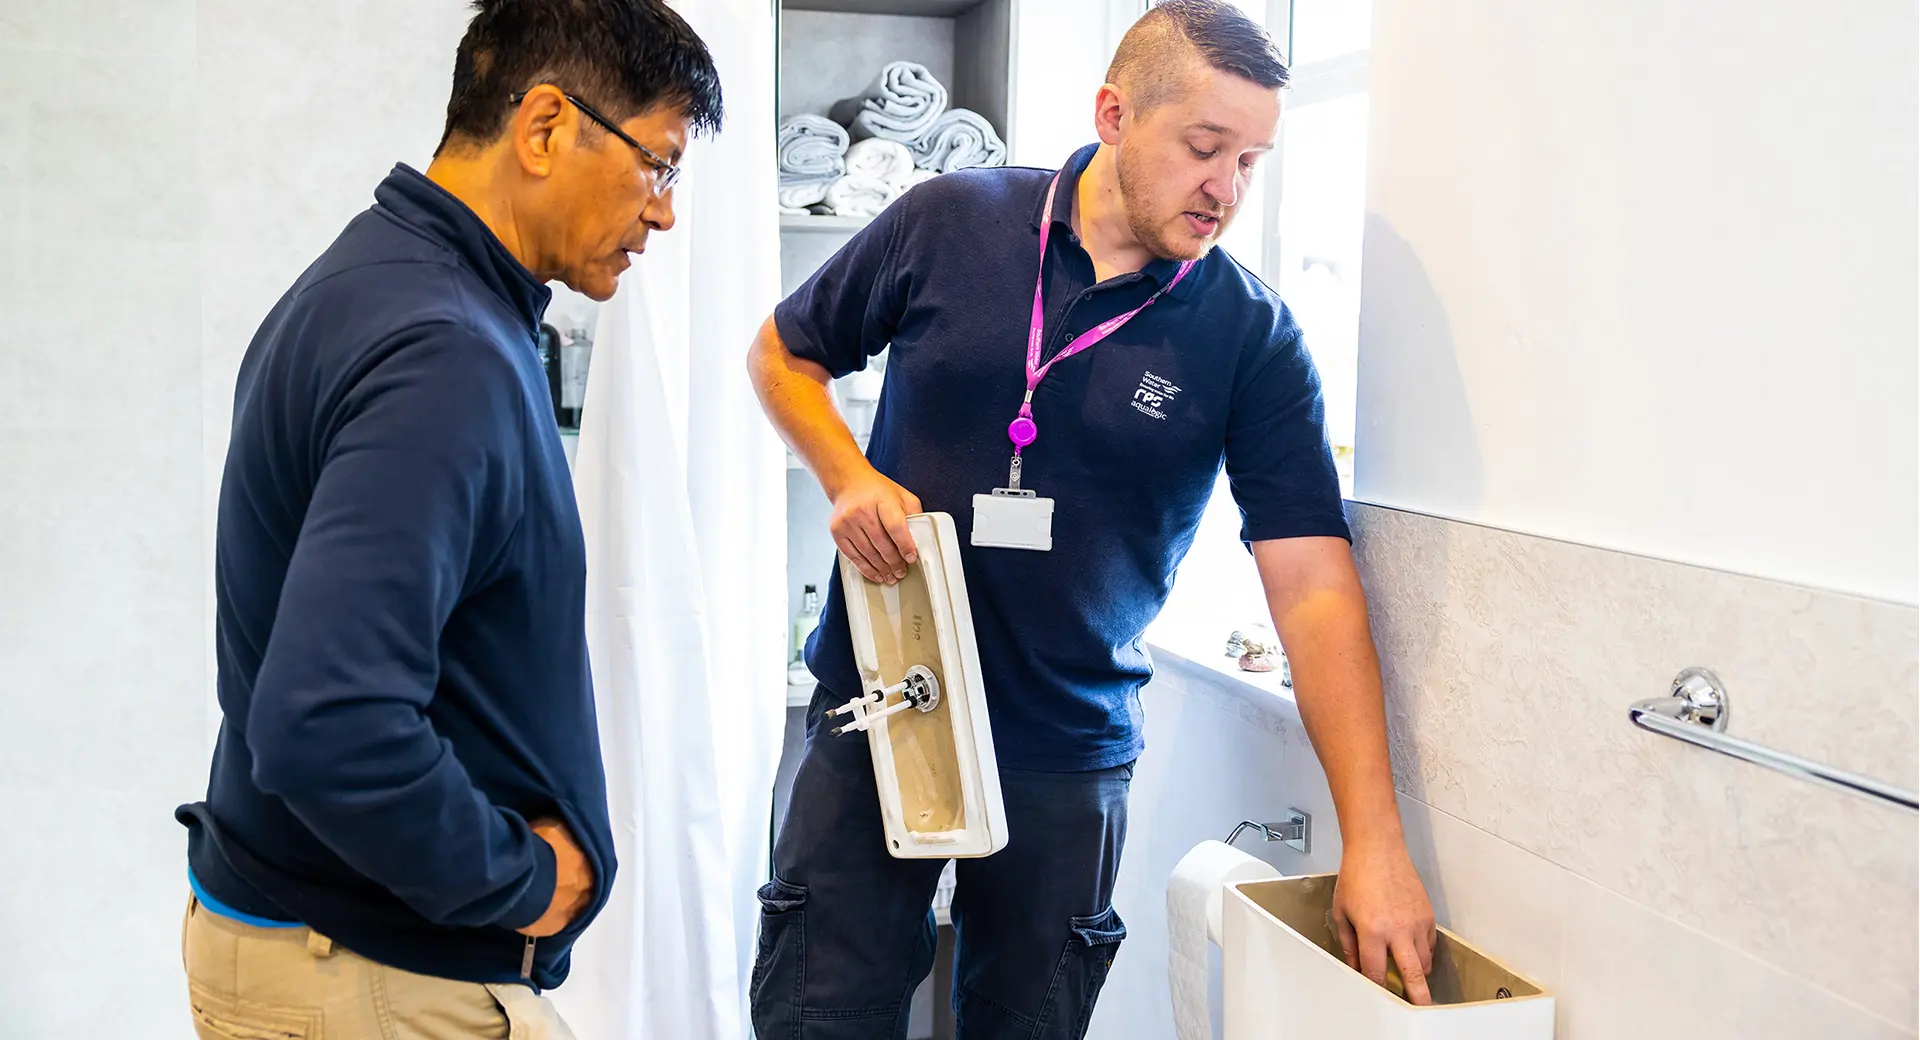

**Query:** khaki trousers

left=181, top=897, right=575, bottom=1039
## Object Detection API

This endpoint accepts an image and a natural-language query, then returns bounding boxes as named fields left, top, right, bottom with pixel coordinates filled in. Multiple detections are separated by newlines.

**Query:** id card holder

left=971, top=488, right=1055, bottom=552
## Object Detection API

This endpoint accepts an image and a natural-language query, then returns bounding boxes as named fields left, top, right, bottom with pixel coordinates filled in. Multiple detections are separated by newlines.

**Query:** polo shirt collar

left=1030, top=143, right=1203, bottom=301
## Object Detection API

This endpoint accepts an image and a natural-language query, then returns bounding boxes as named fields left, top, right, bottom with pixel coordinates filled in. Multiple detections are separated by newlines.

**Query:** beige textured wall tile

left=1351, top=503, right=1919, bottom=1027
left=1558, top=874, right=1910, bottom=1039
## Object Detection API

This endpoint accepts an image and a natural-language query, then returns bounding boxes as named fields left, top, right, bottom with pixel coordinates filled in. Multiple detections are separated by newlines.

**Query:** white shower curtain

left=556, top=0, right=787, bottom=1035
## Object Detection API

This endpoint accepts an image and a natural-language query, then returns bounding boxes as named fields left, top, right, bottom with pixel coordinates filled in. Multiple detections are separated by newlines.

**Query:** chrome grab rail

left=1630, top=668, right=1918, bottom=813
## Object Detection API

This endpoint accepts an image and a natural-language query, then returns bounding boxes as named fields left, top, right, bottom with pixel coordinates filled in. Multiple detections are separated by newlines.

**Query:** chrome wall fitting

left=1225, top=809, right=1312, bottom=854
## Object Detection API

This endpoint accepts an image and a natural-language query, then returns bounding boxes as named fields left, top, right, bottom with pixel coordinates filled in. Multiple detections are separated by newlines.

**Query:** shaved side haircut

left=1105, top=0, right=1289, bottom=112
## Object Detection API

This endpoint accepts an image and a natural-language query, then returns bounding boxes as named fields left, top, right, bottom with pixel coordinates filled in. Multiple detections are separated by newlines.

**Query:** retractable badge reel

left=971, top=413, right=1055, bottom=552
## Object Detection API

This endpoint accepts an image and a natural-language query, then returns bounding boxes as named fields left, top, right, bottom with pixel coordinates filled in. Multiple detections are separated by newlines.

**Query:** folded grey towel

left=910, top=109, right=1007, bottom=173
left=830, top=61, right=948, bottom=143
left=778, top=114, right=850, bottom=181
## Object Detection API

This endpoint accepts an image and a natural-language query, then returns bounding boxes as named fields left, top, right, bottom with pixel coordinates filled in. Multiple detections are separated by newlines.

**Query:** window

left=1267, top=1, right=1369, bottom=489
left=1148, top=0, right=1372, bottom=667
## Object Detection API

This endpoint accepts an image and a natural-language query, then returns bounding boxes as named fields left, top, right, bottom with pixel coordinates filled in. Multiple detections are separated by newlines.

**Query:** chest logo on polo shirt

left=1131, top=371, right=1183, bottom=421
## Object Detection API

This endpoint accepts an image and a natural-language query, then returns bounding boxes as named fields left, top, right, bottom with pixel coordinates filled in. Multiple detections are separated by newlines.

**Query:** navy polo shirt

left=777, top=143, right=1348, bottom=771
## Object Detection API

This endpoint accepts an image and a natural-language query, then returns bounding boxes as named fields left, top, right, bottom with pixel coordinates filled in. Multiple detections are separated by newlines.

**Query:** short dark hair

left=437, top=0, right=724, bottom=156
left=1107, top=0, right=1288, bottom=111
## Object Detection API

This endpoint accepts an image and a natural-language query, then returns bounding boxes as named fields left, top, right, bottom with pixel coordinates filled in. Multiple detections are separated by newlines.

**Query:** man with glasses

left=175, top=2, right=718, bottom=1035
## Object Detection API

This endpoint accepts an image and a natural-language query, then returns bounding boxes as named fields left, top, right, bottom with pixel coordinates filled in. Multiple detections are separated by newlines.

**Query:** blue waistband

left=189, top=867, right=301, bottom=929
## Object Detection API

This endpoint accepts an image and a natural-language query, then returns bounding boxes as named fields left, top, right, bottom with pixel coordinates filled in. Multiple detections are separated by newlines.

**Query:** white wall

left=0, top=8, right=205, bottom=1035
left=1353, top=0, right=1919, bottom=605
left=0, top=2, right=504, bottom=1034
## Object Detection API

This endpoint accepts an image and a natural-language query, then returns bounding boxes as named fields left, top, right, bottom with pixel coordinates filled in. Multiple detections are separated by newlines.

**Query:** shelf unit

left=774, top=0, right=1018, bottom=686
left=777, top=0, right=1013, bottom=150
left=771, top=6, right=1022, bottom=1037
left=778, top=212, right=876, bottom=233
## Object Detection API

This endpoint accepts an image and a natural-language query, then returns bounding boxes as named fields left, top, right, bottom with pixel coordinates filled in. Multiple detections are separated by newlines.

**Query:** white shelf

left=780, top=212, right=876, bottom=233
left=787, top=680, right=816, bottom=708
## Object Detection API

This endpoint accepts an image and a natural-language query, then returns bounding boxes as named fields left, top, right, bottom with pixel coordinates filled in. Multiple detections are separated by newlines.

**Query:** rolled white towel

left=778, top=114, right=849, bottom=180
left=778, top=178, right=834, bottom=211
left=899, top=168, right=940, bottom=190
left=909, top=109, right=1007, bottom=173
left=845, top=138, right=917, bottom=192
left=830, top=61, right=948, bottom=143
left=823, top=173, right=903, bottom=219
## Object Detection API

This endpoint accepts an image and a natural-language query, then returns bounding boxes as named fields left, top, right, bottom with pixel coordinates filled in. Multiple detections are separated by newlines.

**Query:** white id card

left=971, top=490, right=1054, bottom=551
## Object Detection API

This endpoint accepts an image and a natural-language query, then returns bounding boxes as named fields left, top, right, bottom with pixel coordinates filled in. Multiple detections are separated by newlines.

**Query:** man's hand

left=828, top=466, right=921, bottom=585
left=1331, top=842, right=1437, bottom=1004
left=517, top=818, right=594, bottom=938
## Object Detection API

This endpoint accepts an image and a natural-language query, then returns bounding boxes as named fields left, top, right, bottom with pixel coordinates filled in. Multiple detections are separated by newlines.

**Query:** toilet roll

left=1168, top=841, right=1282, bottom=1040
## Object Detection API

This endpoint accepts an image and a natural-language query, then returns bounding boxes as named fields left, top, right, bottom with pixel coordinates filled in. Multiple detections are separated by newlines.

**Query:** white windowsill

left=1144, top=615, right=1301, bottom=718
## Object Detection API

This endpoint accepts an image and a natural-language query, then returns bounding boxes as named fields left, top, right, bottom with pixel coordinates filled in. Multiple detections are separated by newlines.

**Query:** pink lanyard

left=1006, top=171, right=1195, bottom=458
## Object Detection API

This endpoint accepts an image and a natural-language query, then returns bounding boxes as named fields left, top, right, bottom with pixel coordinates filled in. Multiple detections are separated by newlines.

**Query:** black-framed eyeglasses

left=510, top=90, right=681, bottom=192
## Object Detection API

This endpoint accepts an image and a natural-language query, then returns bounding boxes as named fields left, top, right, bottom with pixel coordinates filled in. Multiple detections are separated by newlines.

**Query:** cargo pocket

left=1037, top=907, right=1127, bottom=1040
left=186, top=982, right=321, bottom=1040
left=750, top=877, right=810, bottom=1039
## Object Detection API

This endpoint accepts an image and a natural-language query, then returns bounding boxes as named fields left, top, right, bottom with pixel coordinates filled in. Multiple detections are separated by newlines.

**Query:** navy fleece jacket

left=177, top=165, right=613, bottom=989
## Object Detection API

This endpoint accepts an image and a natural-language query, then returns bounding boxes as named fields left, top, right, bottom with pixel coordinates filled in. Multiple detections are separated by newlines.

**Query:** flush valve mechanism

left=830, top=665, right=941, bottom=736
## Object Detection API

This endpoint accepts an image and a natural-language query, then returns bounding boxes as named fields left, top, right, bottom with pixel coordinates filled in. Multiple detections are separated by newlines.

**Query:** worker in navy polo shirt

left=747, top=2, right=1436, bottom=1034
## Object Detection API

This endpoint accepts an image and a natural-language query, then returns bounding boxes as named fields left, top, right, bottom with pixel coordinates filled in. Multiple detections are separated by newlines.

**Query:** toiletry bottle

left=560, top=317, right=593, bottom=429
left=538, top=323, right=565, bottom=425
left=788, top=585, right=821, bottom=684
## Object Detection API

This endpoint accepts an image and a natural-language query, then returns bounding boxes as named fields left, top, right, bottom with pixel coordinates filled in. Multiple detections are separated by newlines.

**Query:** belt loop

left=306, top=929, right=335, bottom=958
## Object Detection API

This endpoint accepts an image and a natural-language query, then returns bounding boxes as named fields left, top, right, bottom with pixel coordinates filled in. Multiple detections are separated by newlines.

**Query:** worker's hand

left=828, top=466, right=921, bottom=585
left=518, top=818, right=594, bottom=938
left=1331, top=842, right=1437, bottom=1005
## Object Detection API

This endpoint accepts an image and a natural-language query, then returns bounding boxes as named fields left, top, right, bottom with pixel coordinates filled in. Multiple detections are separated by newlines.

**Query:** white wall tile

left=1350, top=503, right=1919, bottom=1027
left=0, top=88, right=25, bottom=225
left=0, top=0, right=194, bottom=56
left=0, top=427, right=204, bottom=621
left=0, top=241, right=199, bottom=434
left=0, top=95, right=25, bottom=313
left=0, top=601, right=203, bottom=1040
left=25, top=93, right=196, bottom=243
left=0, top=46, right=194, bottom=109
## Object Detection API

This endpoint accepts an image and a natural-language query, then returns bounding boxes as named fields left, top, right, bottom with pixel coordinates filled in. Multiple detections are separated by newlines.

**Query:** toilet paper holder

left=1226, top=810, right=1311, bottom=854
